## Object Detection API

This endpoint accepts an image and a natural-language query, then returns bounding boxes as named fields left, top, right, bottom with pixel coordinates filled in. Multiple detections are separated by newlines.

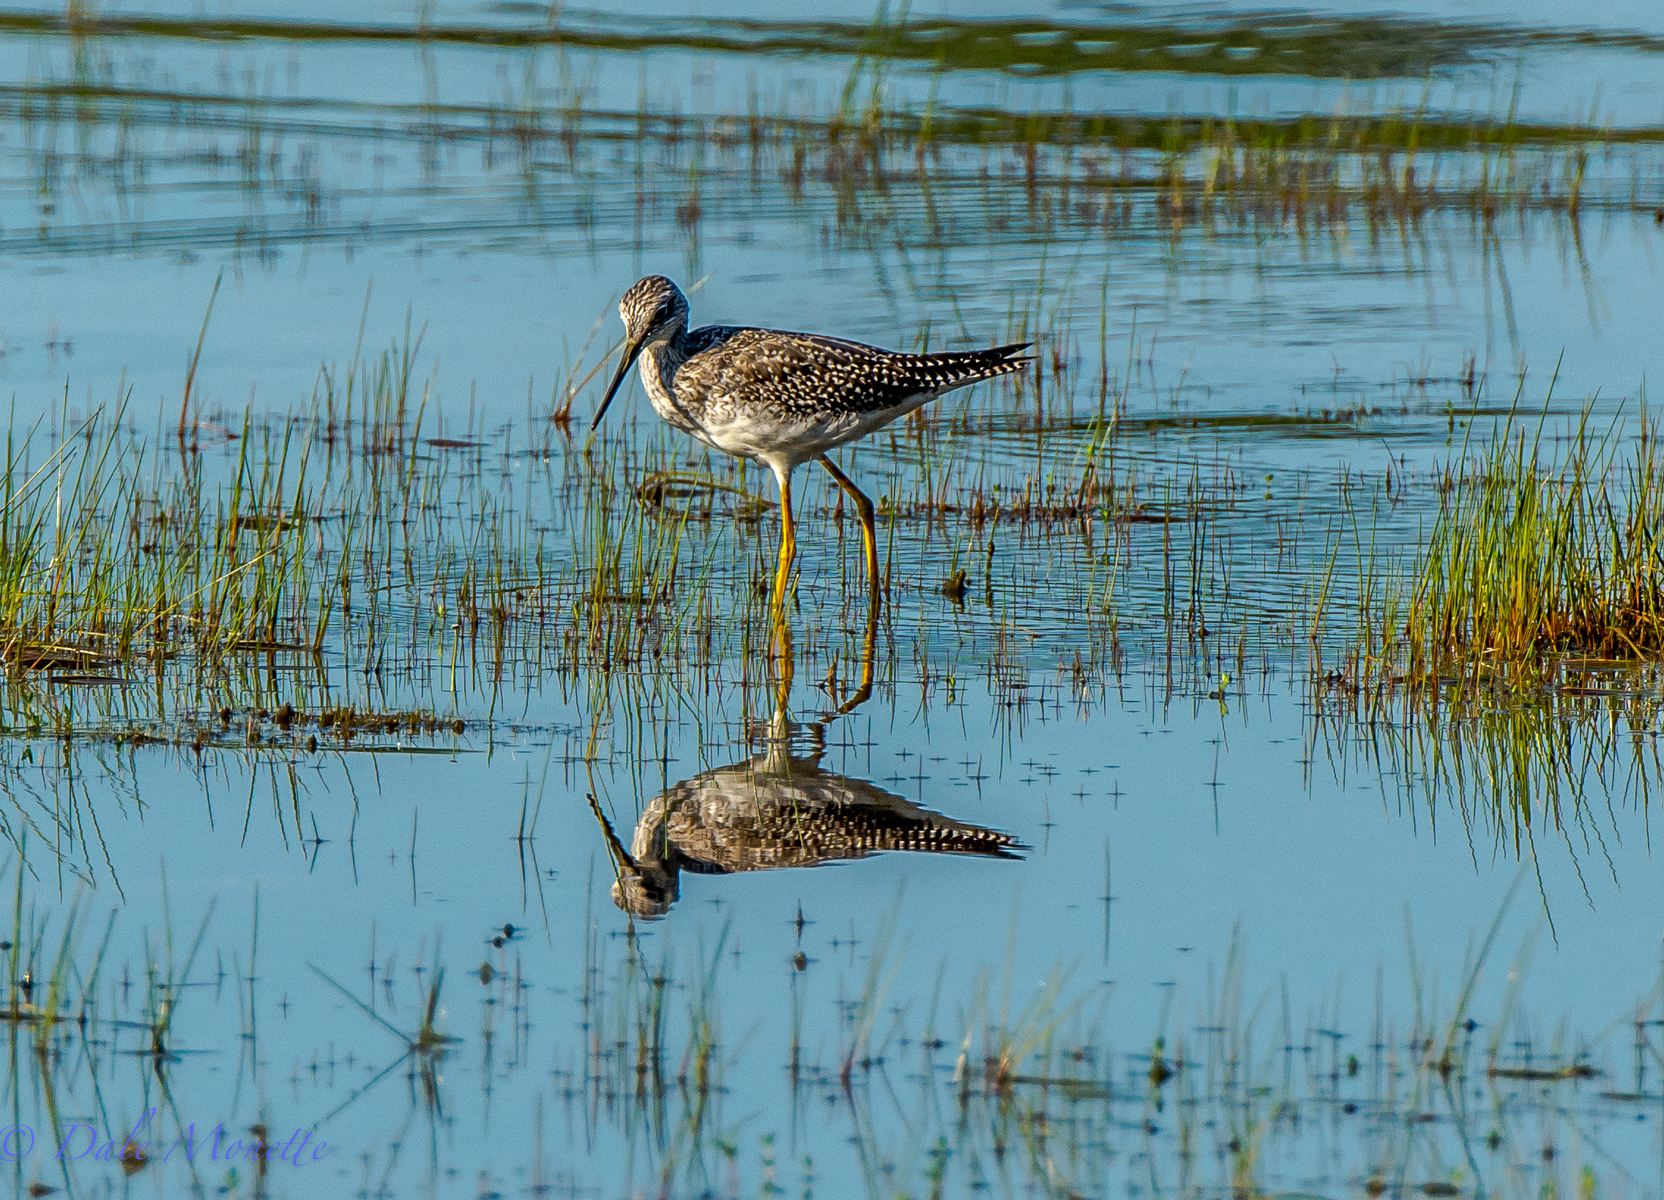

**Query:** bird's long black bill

left=591, top=336, right=645, bottom=432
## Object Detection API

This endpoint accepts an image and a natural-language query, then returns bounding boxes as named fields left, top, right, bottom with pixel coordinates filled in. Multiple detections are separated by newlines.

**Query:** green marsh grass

left=1405, top=404, right=1664, bottom=673
left=0, top=277, right=1659, bottom=895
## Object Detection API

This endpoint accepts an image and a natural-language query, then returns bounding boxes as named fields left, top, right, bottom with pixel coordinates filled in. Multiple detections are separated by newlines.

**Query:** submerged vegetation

left=3, top=0, right=1663, bottom=270
left=10, top=5, right=1662, bottom=77
left=0, top=855, right=1653, bottom=1198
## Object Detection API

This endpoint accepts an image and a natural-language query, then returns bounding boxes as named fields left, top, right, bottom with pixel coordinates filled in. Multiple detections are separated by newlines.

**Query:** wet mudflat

left=1, top=1, right=1663, bottom=1196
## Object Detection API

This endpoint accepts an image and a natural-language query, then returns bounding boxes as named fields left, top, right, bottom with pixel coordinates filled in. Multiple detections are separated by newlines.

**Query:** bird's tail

left=904, top=342, right=1033, bottom=391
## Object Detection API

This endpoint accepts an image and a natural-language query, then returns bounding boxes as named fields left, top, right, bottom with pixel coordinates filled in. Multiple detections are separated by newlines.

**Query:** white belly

left=699, top=395, right=931, bottom=471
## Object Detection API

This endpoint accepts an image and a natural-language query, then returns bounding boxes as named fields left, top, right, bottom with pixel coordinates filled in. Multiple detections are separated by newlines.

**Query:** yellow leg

left=770, top=616, right=795, bottom=740
left=772, top=469, right=797, bottom=613
left=818, top=454, right=881, bottom=603
left=834, top=594, right=878, bottom=716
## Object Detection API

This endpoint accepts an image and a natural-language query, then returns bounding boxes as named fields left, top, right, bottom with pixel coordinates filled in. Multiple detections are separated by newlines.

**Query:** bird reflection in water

left=591, top=613, right=1022, bottom=920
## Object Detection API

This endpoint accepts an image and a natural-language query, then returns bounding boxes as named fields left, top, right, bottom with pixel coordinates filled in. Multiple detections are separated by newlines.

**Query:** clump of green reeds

left=0, top=402, right=326, bottom=671
left=1405, top=403, right=1664, bottom=673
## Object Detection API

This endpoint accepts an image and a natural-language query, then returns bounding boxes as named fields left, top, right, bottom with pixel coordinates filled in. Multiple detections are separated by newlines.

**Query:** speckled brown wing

left=608, top=755, right=1023, bottom=919
left=638, top=756, right=1023, bottom=874
left=674, top=327, right=1031, bottom=421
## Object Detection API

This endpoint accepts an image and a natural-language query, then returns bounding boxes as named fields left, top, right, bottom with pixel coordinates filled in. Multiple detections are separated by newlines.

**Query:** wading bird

left=588, top=614, right=1020, bottom=920
left=590, top=275, right=1030, bottom=609
left=590, top=751, right=1021, bottom=919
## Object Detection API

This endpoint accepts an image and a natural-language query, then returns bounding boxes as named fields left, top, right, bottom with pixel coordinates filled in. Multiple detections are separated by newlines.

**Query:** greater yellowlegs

left=590, top=275, right=1031, bottom=606
left=588, top=600, right=1019, bottom=919
left=591, top=758, right=1022, bottom=919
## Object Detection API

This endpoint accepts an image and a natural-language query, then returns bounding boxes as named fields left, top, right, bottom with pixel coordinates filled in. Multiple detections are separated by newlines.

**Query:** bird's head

left=592, top=275, right=690, bottom=430
left=619, top=275, right=689, bottom=344
left=610, top=873, right=677, bottom=921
